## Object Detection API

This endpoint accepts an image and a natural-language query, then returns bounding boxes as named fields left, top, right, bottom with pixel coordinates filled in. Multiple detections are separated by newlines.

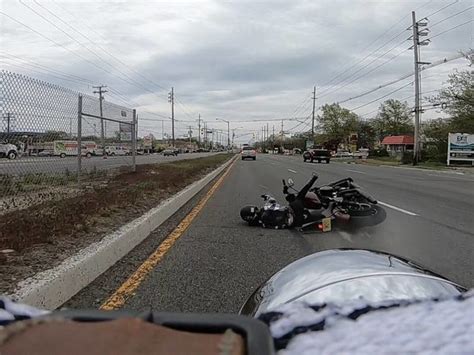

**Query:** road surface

left=67, top=154, right=474, bottom=313
left=0, top=152, right=218, bottom=175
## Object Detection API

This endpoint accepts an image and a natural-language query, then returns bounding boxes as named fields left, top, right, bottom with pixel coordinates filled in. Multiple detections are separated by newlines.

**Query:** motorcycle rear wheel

left=345, top=204, right=386, bottom=228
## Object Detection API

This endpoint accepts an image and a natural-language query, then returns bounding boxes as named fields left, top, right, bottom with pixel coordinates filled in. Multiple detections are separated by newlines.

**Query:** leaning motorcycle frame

left=240, top=172, right=386, bottom=232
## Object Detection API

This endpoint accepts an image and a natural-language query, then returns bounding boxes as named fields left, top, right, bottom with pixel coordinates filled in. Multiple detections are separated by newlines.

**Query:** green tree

left=434, top=69, right=474, bottom=132
left=318, top=103, right=359, bottom=149
left=372, top=99, right=413, bottom=141
left=356, top=120, right=376, bottom=149
left=422, top=118, right=451, bottom=162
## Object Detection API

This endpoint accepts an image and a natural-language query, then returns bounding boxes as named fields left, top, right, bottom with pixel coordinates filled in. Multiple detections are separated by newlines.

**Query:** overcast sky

left=1, top=0, right=472, bottom=143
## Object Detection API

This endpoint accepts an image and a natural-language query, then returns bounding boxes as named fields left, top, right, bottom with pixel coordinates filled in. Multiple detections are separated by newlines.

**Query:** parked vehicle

left=53, top=140, right=98, bottom=158
left=105, top=146, right=130, bottom=156
left=241, top=146, right=257, bottom=160
left=303, top=149, right=331, bottom=163
left=334, top=150, right=353, bottom=158
left=240, top=173, right=385, bottom=232
left=353, top=148, right=369, bottom=159
left=163, top=148, right=178, bottom=156
left=0, top=143, right=18, bottom=160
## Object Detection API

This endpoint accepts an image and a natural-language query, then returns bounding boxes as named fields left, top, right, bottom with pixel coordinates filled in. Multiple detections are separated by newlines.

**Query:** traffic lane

left=124, top=156, right=315, bottom=313
left=262, top=155, right=474, bottom=287
left=265, top=154, right=474, bottom=235
left=0, top=152, right=219, bottom=175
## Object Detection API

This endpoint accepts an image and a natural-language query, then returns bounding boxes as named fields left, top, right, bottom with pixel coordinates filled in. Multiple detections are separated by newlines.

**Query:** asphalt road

left=67, top=154, right=474, bottom=313
left=0, top=152, right=218, bottom=175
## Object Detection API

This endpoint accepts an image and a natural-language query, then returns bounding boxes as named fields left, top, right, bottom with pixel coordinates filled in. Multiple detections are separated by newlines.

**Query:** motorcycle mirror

left=288, top=178, right=294, bottom=186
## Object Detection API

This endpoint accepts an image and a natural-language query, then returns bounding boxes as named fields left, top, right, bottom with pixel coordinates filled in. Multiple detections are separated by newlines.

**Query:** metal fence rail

left=0, top=70, right=136, bottom=211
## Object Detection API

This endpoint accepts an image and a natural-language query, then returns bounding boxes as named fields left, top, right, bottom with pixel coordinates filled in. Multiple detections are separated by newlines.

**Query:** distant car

left=241, top=146, right=256, bottom=160
left=353, top=149, right=369, bottom=159
left=37, top=150, right=53, bottom=157
left=163, top=149, right=178, bottom=156
left=303, top=149, right=330, bottom=163
left=105, top=146, right=130, bottom=156
left=293, top=148, right=302, bottom=154
left=334, top=151, right=353, bottom=158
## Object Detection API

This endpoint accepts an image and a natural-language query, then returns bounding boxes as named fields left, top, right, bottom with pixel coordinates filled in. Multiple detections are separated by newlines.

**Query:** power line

left=358, top=88, right=440, bottom=117
left=318, top=0, right=434, bottom=91
left=423, top=0, right=459, bottom=19
left=429, top=6, right=473, bottom=29
left=32, top=0, right=168, bottom=94
left=348, top=80, right=414, bottom=111
left=319, top=29, right=409, bottom=97
left=426, top=19, right=473, bottom=41
left=338, top=50, right=472, bottom=104
left=320, top=40, right=409, bottom=100
left=5, top=6, right=166, bottom=104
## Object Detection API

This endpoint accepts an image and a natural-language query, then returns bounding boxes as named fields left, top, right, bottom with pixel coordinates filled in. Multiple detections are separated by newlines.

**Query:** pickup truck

left=303, top=149, right=331, bottom=163
left=0, top=143, right=18, bottom=160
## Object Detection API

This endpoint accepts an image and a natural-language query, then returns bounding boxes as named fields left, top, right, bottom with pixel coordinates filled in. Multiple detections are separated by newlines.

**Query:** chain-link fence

left=0, top=70, right=136, bottom=213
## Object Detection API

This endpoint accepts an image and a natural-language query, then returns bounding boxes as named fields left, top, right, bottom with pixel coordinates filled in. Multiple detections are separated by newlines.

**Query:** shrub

left=401, top=152, right=413, bottom=164
left=369, top=149, right=389, bottom=157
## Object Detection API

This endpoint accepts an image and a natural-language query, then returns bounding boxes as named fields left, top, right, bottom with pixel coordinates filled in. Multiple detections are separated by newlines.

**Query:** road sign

left=447, top=133, right=474, bottom=166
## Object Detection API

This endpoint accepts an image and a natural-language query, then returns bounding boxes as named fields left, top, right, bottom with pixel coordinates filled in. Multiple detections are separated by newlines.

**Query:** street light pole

left=216, top=118, right=230, bottom=149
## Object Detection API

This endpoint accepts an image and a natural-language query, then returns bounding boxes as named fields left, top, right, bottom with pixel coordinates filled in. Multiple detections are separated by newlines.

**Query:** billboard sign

left=447, top=133, right=474, bottom=165
left=119, top=123, right=132, bottom=141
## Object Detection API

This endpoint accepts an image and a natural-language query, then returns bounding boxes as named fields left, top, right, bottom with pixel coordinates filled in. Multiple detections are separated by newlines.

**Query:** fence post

left=131, top=109, right=137, bottom=172
left=77, top=95, right=82, bottom=181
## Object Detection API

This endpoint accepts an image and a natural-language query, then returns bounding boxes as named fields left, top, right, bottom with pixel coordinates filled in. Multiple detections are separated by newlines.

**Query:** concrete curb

left=11, top=155, right=237, bottom=310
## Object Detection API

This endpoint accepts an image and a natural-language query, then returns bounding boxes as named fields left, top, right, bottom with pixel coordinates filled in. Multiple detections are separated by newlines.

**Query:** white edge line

left=346, top=169, right=367, bottom=174
left=288, top=169, right=297, bottom=174
left=378, top=201, right=418, bottom=216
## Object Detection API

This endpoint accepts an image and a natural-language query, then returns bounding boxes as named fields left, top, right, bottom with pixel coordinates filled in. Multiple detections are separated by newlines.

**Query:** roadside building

left=381, top=135, right=414, bottom=156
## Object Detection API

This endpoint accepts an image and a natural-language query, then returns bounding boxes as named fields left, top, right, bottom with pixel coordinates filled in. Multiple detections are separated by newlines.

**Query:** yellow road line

left=100, top=157, right=238, bottom=310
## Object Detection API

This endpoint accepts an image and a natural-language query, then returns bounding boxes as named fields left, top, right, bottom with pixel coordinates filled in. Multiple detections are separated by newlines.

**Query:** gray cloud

left=1, top=0, right=472, bottom=141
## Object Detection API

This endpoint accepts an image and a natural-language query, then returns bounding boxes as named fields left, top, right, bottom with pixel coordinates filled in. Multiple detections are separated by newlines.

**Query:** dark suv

left=303, top=149, right=331, bottom=163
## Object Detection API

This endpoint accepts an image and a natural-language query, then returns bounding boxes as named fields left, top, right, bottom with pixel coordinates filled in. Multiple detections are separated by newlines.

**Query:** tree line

left=266, top=69, right=472, bottom=162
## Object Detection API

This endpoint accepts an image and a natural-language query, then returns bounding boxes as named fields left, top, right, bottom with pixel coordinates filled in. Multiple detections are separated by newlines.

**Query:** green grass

left=357, top=157, right=453, bottom=170
left=360, top=158, right=401, bottom=166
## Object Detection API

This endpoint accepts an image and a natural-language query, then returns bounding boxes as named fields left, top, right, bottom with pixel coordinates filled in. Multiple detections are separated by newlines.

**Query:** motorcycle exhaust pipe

left=334, top=210, right=350, bottom=224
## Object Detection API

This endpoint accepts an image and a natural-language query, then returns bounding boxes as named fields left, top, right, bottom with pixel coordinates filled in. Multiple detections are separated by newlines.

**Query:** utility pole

left=267, top=123, right=270, bottom=150
left=188, top=125, right=192, bottom=143
left=273, top=125, right=275, bottom=151
left=412, top=12, right=420, bottom=165
left=93, top=85, right=107, bottom=156
left=162, top=120, right=164, bottom=140
left=311, top=85, right=316, bottom=140
left=2, top=113, right=12, bottom=133
left=168, top=87, right=175, bottom=147
left=410, top=11, right=430, bottom=165
left=198, top=114, right=201, bottom=147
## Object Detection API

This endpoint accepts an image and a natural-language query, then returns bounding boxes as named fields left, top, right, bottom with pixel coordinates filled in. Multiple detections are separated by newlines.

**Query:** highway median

left=0, top=153, right=234, bottom=305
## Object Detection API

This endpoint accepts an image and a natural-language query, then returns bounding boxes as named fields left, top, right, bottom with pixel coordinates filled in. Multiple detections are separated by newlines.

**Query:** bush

left=401, top=152, right=413, bottom=164
left=369, top=149, right=389, bottom=157
left=421, top=146, right=447, bottom=163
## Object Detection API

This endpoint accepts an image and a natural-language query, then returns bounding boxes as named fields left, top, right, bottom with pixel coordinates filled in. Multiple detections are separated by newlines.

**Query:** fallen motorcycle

left=240, top=173, right=386, bottom=232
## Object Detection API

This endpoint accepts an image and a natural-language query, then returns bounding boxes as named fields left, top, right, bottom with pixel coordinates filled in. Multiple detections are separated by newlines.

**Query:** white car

left=241, top=146, right=256, bottom=160
left=334, top=151, right=353, bottom=158
left=105, top=146, right=130, bottom=156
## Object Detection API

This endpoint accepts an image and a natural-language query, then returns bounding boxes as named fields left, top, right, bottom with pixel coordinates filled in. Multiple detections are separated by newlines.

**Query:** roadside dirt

left=0, top=154, right=233, bottom=294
